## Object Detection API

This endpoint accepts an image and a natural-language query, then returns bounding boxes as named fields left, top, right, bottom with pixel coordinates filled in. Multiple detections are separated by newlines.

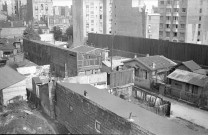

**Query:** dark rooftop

left=0, top=65, right=25, bottom=90
left=182, top=60, right=201, bottom=72
left=58, top=82, right=203, bottom=135
left=168, top=69, right=208, bottom=87
left=124, top=55, right=176, bottom=71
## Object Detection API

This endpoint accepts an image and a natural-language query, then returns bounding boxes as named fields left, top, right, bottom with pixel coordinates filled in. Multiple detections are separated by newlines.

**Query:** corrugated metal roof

left=0, top=43, right=15, bottom=51
left=193, top=69, right=208, bottom=75
left=58, top=82, right=201, bottom=135
left=124, top=55, right=176, bottom=71
left=0, top=65, right=25, bottom=90
left=182, top=60, right=201, bottom=72
left=167, top=69, right=208, bottom=87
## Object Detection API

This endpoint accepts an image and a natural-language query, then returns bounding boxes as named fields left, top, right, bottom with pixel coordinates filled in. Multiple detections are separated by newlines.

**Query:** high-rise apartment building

left=159, top=0, right=208, bottom=45
left=27, top=0, right=53, bottom=22
left=73, top=0, right=112, bottom=46
left=112, top=0, right=146, bottom=37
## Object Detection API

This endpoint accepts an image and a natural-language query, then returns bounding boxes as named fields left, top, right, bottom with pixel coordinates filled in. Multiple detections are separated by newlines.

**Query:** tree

left=65, top=25, right=73, bottom=42
left=23, top=26, right=40, bottom=40
left=53, top=26, right=62, bottom=41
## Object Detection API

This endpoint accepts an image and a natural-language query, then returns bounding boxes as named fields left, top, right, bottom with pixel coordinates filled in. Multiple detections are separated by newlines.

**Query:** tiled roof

left=0, top=43, right=15, bottom=51
left=124, top=55, right=176, bottom=71
left=182, top=60, right=201, bottom=72
left=0, top=65, right=25, bottom=90
left=58, top=82, right=202, bottom=135
left=167, top=69, right=208, bottom=87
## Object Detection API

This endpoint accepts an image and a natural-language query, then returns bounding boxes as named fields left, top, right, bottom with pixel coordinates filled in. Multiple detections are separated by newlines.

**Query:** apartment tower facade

left=73, top=0, right=112, bottom=46
left=159, top=0, right=208, bottom=45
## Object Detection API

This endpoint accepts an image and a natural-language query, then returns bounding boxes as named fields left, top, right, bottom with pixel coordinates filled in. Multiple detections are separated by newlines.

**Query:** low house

left=123, top=55, right=176, bottom=90
left=167, top=69, right=208, bottom=107
left=0, top=66, right=26, bottom=111
left=173, top=60, right=208, bottom=76
left=69, top=45, right=108, bottom=76
left=54, top=82, right=201, bottom=135
left=0, top=42, right=16, bottom=57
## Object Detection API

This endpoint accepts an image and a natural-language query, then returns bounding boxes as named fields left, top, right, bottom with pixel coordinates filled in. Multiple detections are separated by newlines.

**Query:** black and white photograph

left=0, top=0, right=208, bottom=134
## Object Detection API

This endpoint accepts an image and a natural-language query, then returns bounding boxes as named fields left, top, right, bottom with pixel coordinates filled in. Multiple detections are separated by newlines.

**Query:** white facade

left=32, top=0, right=53, bottom=21
left=73, top=0, right=112, bottom=46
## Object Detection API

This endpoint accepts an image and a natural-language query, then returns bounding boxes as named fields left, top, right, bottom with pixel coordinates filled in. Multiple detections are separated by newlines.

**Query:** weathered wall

left=23, top=39, right=78, bottom=78
left=112, top=0, right=146, bottom=37
left=39, top=84, right=51, bottom=116
left=88, top=33, right=208, bottom=68
left=2, top=79, right=26, bottom=105
left=54, top=83, right=151, bottom=135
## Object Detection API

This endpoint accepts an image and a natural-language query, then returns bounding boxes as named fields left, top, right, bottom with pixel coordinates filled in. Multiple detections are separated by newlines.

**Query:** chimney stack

left=146, top=54, right=149, bottom=57
left=84, top=90, right=87, bottom=97
left=152, top=62, right=156, bottom=69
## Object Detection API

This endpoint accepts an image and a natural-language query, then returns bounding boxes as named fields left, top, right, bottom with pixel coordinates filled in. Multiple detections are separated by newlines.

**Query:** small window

left=182, top=8, right=186, bottom=13
left=95, top=120, right=101, bottom=133
left=198, top=24, right=201, bottom=28
left=199, top=16, right=201, bottom=21
left=160, top=1, right=164, bottom=5
left=199, top=8, right=202, bottom=13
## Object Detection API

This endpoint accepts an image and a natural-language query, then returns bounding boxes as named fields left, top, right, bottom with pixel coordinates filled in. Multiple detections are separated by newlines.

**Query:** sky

left=53, top=0, right=72, bottom=7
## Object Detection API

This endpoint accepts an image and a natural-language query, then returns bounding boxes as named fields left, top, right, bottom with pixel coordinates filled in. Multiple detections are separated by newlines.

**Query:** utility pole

left=111, top=33, right=114, bottom=71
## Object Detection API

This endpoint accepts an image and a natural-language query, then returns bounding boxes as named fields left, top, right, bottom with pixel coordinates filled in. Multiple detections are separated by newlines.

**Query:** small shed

left=0, top=66, right=26, bottom=111
left=167, top=69, right=208, bottom=106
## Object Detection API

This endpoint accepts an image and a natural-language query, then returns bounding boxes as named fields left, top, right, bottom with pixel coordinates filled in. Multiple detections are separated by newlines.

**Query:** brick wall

left=23, top=39, right=78, bottom=78
left=54, top=83, right=153, bottom=135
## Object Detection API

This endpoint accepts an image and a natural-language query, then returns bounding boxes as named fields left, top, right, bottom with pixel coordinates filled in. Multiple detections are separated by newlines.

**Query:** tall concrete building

left=146, top=13, right=160, bottom=39
left=111, top=0, right=146, bottom=37
left=27, top=0, right=53, bottom=22
left=73, top=0, right=112, bottom=46
left=159, top=0, right=208, bottom=45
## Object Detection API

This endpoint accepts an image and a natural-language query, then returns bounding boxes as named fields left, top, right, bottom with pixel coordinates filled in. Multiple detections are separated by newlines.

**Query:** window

left=149, top=16, right=151, bottom=20
left=181, top=24, right=185, bottom=29
left=166, top=24, right=170, bottom=28
left=160, top=24, right=163, bottom=29
left=199, top=8, right=202, bottom=13
left=166, top=32, right=170, bottom=36
left=167, top=0, right=171, bottom=4
left=173, top=32, right=177, bottom=37
left=198, top=31, right=200, bottom=36
left=160, top=1, right=164, bottom=5
left=192, top=86, right=198, bottom=95
left=100, top=15, right=102, bottom=19
left=199, top=16, right=201, bottom=21
left=41, top=4, right=44, bottom=10
left=174, top=81, right=182, bottom=89
left=95, top=120, right=101, bottom=133
left=198, top=24, right=201, bottom=28
left=182, top=8, right=186, bottom=13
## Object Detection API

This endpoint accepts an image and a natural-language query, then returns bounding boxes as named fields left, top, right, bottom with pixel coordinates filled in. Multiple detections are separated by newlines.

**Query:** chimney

left=134, top=54, right=137, bottom=58
left=152, top=62, right=156, bottom=69
left=146, top=54, right=149, bottom=57
left=128, top=112, right=134, bottom=122
left=84, top=90, right=87, bottom=97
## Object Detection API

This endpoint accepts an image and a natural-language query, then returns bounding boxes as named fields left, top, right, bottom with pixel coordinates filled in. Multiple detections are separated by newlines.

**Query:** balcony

left=166, top=12, right=171, bottom=16
left=173, top=20, right=179, bottom=24
left=173, top=12, right=179, bottom=16
left=173, top=4, right=179, bottom=8
left=172, top=28, right=178, bottom=32
left=166, top=20, right=171, bottom=24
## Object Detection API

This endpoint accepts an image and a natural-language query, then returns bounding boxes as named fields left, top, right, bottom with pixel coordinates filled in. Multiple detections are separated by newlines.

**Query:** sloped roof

left=167, top=69, right=208, bottom=87
left=58, top=82, right=201, bottom=135
left=124, top=55, right=176, bottom=71
left=193, top=69, right=208, bottom=76
left=0, top=66, right=25, bottom=90
left=0, top=43, right=15, bottom=51
left=181, top=60, right=201, bottom=72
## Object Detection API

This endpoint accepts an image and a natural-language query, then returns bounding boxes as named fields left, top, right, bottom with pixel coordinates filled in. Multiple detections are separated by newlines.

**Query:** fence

left=133, top=86, right=171, bottom=117
left=88, top=33, right=208, bottom=68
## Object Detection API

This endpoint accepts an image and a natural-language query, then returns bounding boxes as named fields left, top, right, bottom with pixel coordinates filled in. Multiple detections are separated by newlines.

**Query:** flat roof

left=70, top=45, right=107, bottom=53
left=58, top=82, right=203, bottom=135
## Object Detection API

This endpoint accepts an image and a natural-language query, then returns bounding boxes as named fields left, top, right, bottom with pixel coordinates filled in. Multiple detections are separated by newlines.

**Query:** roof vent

left=152, top=62, right=156, bottom=69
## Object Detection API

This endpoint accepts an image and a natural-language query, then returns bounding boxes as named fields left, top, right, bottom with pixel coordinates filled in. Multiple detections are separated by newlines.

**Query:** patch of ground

left=0, top=101, right=55, bottom=134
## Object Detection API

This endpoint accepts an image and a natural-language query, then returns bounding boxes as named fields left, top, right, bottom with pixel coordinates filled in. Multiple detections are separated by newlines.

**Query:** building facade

left=73, top=0, right=112, bottom=46
left=146, top=13, right=160, bottom=39
left=159, top=0, right=208, bottom=45
left=111, top=0, right=146, bottom=37
left=27, top=0, right=53, bottom=22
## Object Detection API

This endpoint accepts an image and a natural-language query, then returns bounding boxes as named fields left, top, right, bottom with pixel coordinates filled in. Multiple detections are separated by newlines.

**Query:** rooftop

left=124, top=55, right=176, bottom=71
left=58, top=82, right=203, bottom=135
left=70, top=45, right=107, bottom=54
left=181, top=60, right=201, bottom=72
left=0, top=65, right=25, bottom=90
left=167, top=69, right=208, bottom=87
